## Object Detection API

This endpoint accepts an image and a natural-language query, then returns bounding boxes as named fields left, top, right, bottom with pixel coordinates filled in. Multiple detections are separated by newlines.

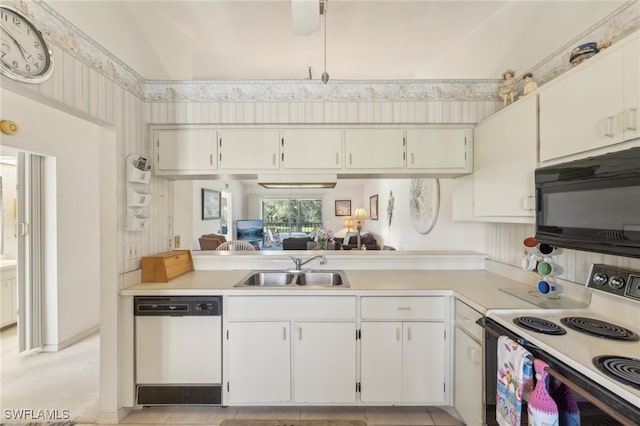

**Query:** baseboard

left=41, top=324, right=100, bottom=352
left=95, top=407, right=130, bottom=425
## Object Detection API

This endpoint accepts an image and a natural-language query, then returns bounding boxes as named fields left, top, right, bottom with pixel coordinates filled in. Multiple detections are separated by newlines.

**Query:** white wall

left=0, top=89, right=101, bottom=346
left=364, top=178, right=486, bottom=251
left=174, top=179, right=246, bottom=250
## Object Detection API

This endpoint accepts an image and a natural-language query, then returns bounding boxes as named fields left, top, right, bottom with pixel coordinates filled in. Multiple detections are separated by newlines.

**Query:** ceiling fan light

left=291, top=0, right=320, bottom=35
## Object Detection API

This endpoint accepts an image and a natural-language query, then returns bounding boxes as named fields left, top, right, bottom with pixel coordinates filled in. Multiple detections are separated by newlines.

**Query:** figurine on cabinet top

left=498, top=69, right=517, bottom=106
left=522, top=72, right=538, bottom=96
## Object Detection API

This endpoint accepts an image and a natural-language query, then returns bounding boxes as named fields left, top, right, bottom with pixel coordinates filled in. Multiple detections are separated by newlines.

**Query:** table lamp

left=344, top=218, right=354, bottom=233
left=353, top=207, right=368, bottom=250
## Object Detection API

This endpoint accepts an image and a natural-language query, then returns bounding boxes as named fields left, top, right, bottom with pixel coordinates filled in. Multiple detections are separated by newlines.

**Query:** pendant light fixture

left=321, top=0, right=329, bottom=84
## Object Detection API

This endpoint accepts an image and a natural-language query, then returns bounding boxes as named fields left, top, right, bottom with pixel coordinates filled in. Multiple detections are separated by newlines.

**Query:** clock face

left=0, top=6, right=53, bottom=83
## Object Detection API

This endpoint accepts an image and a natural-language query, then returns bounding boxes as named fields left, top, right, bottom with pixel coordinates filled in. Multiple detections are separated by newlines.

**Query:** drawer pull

left=397, top=306, right=411, bottom=311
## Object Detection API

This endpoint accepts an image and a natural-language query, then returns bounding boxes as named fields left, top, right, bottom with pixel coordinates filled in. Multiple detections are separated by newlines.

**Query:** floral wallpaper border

left=9, top=0, right=640, bottom=103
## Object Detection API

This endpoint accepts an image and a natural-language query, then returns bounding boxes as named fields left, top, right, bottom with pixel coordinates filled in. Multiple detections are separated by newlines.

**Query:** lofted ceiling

left=45, top=0, right=626, bottom=81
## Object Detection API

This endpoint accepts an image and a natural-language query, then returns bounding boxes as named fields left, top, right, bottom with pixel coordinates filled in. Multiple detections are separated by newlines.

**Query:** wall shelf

left=126, top=154, right=151, bottom=232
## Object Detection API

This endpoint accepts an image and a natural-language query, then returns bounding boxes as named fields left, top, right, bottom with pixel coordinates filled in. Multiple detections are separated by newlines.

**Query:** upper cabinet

left=218, top=129, right=280, bottom=170
left=344, top=129, right=406, bottom=169
left=539, top=32, right=639, bottom=162
left=150, top=125, right=473, bottom=178
left=406, top=128, right=471, bottom=172
left=281, top=129, right=343, bottom=170
left=473, top=95, right=537, bottom=218
left=154, top=128, right=217, bottom=174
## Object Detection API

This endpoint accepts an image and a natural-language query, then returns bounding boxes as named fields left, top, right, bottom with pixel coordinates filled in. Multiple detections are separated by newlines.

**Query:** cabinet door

left=402, top=322, right=446, bottom=403
left=539, top=48, right=624, bottom=161
left=406, top=129, right=469, bottom=170
left=1, top=277, right=16, bottom=326
left=155, top=129, right=218, bottom=172
left=227, top=322, right=291, bottom=403
left=360, top=322, right=403, bottom=402
left=218, top=129, right=280, bottom=170
left=454, top=327, right=483, bottom=426
left=473, top=95, right=537, bottom=217
left=293, top=322, right=356, bottom=403
left=623, top=36, right=639, bottom=141
left=345, top=129, right=405, bottom=169
left=281, top=129, right=343, bottom=169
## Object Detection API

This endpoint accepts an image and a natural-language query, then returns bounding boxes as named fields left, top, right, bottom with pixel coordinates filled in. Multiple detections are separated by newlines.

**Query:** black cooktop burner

left=561, top=317, right=640, bottom=341
left=513, top=316, right=567, bottom=335
left=593, top=356, right=640, bottom=390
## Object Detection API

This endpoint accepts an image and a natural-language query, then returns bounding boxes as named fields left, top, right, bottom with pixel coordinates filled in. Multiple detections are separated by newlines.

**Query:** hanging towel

left=551, top=382, right=581, bottom=426
left=528, top=359, right=559, bottom=426
left=496, top=336, right=534, bottom=426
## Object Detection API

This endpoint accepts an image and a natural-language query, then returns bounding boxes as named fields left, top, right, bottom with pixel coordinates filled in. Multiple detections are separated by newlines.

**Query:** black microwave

left=535, top=147, right=640, bottom=258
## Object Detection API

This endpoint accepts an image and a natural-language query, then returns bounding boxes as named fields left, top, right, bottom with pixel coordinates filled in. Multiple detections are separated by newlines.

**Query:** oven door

left=478, top=317, right=639, bottom=426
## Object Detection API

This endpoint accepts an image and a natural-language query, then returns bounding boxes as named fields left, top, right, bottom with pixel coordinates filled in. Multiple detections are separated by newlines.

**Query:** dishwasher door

left=135, top=296, right=222, bottom=405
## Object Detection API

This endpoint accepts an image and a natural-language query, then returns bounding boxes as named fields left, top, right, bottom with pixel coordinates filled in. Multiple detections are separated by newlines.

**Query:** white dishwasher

left=134, top=296, right=222, bottom=405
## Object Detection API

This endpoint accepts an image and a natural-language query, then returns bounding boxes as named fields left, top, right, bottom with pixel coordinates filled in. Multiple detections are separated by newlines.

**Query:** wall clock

left=1, top=6, right=53, bottom=83
left=409, top=178, right=440, bottom=234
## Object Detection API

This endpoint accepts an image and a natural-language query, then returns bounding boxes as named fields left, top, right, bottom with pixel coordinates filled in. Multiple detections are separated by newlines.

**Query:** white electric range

left=480, top=264, right=640, bottom=425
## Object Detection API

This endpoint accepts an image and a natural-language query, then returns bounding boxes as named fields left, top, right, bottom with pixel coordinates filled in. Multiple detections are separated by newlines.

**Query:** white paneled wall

left=2, top=44, right=171, bottom=274
left=486, top=223, right=640, bottom=285
left=146, top=101, right=499, bottom=125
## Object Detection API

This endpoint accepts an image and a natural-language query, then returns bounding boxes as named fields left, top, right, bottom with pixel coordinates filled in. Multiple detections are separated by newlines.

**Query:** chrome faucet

left=291, top=255, right=326, bottom=271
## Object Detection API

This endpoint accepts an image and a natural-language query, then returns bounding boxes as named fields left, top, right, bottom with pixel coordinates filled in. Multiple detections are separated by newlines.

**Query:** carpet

left=220, top=421, right=366, bottom=426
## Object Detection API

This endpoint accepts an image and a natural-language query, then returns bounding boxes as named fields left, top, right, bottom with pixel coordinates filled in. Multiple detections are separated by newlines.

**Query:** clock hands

left=1, top=26, right=32, bottom=61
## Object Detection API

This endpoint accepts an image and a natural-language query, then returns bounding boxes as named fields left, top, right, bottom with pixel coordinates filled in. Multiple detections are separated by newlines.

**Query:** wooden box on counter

left=141, top=250, right=194, bottom=282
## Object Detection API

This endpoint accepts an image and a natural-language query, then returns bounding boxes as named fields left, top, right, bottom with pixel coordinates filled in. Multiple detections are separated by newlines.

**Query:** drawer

left=228, top=296, right=356, bottom=321
left=360, top=297, right=445, bottom=320
left=454, top=299, right=483, bottom=342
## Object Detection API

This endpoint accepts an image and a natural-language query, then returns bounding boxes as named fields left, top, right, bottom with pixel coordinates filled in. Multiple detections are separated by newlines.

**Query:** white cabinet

left=1, top=266, right=17, bottom=327
left=227, top=321, right=291, bottom=403
left=360, top=297, right=448, bottom=404
left=473, top=94, right=537, bottom=219
left=406, top=128, right=471, bottom=173
left=218, top=129, right=280, bottom=170
left=293, top=322, right=356, bottom=403
left=226, top=296, right=357, bottom=405
left=281, top=129, right=343, bottom=169
left=345, top=129, right=406, bottom=169
left=154, top=128, right=218, bottom=173
left=453, top=300, right=483, bottom=426
left=361, top=321, right=445, bottom=403
left=539, top=32, right=639, bottom=162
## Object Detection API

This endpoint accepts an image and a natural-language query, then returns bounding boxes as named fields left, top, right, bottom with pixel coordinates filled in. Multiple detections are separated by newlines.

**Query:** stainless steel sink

left=237, top=271, right=297, bottom=287
left=234, top=270, right=349, bottom=288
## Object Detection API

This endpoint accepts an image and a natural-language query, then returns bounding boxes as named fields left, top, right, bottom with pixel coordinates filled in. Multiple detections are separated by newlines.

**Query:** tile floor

left=82, top=405, right=464, bottom=426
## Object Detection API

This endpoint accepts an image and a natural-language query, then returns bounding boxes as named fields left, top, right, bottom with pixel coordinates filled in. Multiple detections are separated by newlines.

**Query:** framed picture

left=335, top=200, right=351, bottom=216
left=202, top=188, right=221, bottom=220
left=370, top=194, right=379, bottom=220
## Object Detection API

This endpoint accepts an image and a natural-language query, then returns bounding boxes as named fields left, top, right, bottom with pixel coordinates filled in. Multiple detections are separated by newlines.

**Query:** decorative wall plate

left=409, top=178, right=440, bottom=234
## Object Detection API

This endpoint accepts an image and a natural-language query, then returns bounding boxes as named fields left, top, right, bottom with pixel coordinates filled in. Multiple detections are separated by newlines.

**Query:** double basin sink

left=234, top=270, right=349, bottom=288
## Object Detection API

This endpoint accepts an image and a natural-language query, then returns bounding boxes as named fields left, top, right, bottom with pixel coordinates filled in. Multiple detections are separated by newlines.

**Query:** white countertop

left=121, top=269, right=540, bottom=314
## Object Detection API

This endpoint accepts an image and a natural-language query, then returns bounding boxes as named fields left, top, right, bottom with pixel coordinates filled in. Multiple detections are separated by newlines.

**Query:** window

left=262, top=199, right=322, bottom=234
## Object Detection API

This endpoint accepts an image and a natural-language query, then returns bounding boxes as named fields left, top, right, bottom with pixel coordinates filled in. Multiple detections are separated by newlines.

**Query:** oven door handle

left=544, top=365, right=634, bottom=425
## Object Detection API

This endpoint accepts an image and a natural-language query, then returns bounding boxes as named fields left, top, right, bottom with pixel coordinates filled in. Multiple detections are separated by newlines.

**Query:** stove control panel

left=588, top=264, right=640, bottom=300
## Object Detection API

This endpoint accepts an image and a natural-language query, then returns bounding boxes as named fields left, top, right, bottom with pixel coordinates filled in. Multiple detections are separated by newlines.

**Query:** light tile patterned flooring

left=85, top=405, right=464, bottom=426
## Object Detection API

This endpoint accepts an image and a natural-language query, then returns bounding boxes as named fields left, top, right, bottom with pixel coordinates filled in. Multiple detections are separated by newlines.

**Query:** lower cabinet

left=226, top=296, right=357, bottom=404
left=1, top=266, right=17, bottom=328
left=453, top=299, right=484, bottom=425
left=361, top=321, right=445, bottom=403
left=359, top=296, right=448, bottom=405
